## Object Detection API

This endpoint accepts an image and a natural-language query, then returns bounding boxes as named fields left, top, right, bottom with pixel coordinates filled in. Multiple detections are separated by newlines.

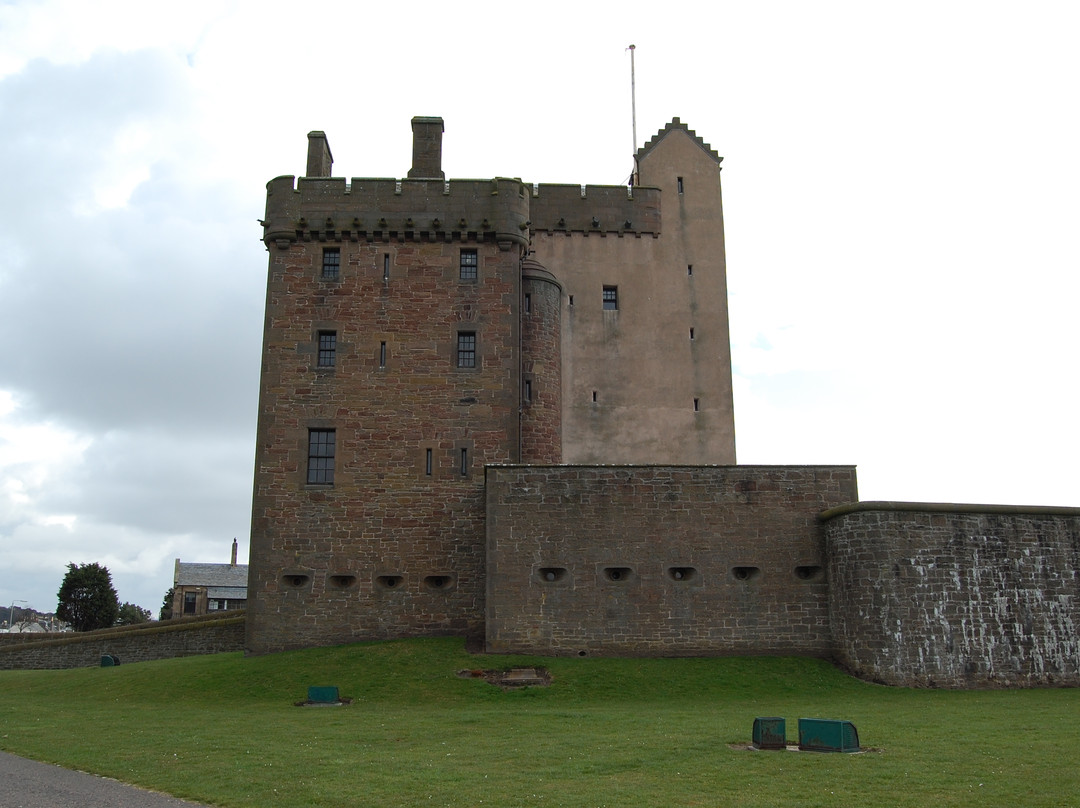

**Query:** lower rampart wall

left=825, top=503, right=1080, bottom=687
left=0, top=613, right=245, bottom=670
left=486, top=465, right=857, bottom=656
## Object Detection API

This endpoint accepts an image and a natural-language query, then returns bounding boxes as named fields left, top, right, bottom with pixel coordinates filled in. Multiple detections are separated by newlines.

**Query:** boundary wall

left=486, top=465, right=856, bottom=656
left=824, top=503, right=1080, bottom=687
left=0, top=613, right=245, bottom=670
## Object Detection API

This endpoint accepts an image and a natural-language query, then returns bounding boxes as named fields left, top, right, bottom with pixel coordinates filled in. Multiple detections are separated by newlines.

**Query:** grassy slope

left=0, top=638, right=1077, bottom=807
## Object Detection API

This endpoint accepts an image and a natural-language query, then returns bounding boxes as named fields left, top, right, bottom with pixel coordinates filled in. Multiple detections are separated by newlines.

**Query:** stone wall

left=0, top=613, right=245, bottom=670
left=486, top=465, right=857, bottom=656
left=825, top=502, right=1080, bottom=687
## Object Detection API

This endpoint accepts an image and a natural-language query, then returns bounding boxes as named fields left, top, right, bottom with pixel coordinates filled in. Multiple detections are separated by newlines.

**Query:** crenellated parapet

left=528, top=183, right=660, bottom=236
left=262, top=175, right=531, bottom=251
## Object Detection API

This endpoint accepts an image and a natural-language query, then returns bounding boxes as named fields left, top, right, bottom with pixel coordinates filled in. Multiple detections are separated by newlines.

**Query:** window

left=457, top=332, right=476, bottom=368
left=425, top=448, right=433, bottom=476
left=602, top=286, right=618, bottom=310
left=322, top=248, right=340, bottom=280
left=383, top=253, right=390, bottom=283
left=379, top=341, right=387, bottom=368
left=524, top=293, right=531, bottom=313
left=307, top=429, right=336, bottom=485
left=183, top=592, right=196, bottom=615
left=460, top=447, right=468, bottom=476
left=677, top=176, right=684, bottom=194
left=317, top=331, right=336, bottom=367
left=460, top=249, right=478, bottom=281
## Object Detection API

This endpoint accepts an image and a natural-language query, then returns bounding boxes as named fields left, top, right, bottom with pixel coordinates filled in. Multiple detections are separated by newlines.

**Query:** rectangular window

left=524, top=293, right=531, bottom=313
left=602, top=286, right=618, bottom=310
left=460, top=448, right=468, bottom=476
left=425, top=448, right=433, bottom=476
left=524, top=378, right=532, bottom=401
left=677, top=176, right=684, bottom=194
left=687, top=264, right=693, bottom=276
left=317, top=331, right=336, bottom=367
left=322, top=248, right=340, bottom=280
left=689, top=327, right=695, bottom=340
left=379, top=341, right=387, bottom=368
left=383, top=253, right=390, bottom=283
left=307, top=429, right=336, bottom=485
left=457, top=332, right=476, bottom=368
left=183, top=592, right=196, bottom=615
left=460, top=249, right=478, bottom=281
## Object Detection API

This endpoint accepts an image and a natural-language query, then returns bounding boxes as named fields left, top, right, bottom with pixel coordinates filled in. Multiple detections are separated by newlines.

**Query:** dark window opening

left=677, top=176, right=684, bottom=194
left=383, top=253, right=390, bottom=282
left=425, top=448, right=433, bottom=476
left=183, top=592, right=196, bottom=614
left=568, top=294, right=574, bottom=306
left=460, top=249, right=478, bottom=281
left=460, top=448, right=468, bottom=476
left=602, top=286, right=618, bottom=310
left=592, top=390, right=597, bottom=403
left=322, top=248, right=340, bottom=280
left=689, top=327, right=695, bottom=340
left=317, top=331, right=336, bottom=367
left=379, top=341, right=387, bottom=368
left=524, top=292, right=531, bottom=313
left=688, top=264, right=693, bottom=276
left=307, top=429, right=336, bottom=485
left=524, top=378, right=532, bottom=402
left=457, top=332, right=476, bottom=368
left=694, top=398, right=700, bottom=412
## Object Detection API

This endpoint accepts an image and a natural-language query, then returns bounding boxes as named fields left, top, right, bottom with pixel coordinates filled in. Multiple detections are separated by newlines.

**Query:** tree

left=116, top=602, right=152, bottom=625
left=56, top=563, right=119, bottom=631
left=159, top=587, right=175, bottom=621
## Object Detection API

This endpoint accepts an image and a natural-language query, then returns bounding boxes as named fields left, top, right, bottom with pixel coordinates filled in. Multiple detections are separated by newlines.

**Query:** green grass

left=1, top=638, right=1078, bottom=807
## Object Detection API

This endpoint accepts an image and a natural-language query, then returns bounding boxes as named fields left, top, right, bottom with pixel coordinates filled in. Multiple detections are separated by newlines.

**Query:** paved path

left=0, top=751, right=210, bottom=808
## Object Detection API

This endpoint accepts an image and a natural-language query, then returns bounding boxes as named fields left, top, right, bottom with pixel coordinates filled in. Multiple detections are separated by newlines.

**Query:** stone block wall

left=0, top=614, right=245, bottom=670
left=825, top=502, right=1080, bottom=687
left=485, top=465, right=857, bottom=656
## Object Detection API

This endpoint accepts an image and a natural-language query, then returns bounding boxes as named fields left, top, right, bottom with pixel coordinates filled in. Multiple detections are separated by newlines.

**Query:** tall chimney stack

left=306, top=131, right=333, bottom=177
left=231, top=538, right=238, bottom=566
left=407, top=116, right=445, bottom=179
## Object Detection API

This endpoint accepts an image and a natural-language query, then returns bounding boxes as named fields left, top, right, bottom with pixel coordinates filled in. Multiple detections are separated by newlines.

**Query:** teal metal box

left=307, top=686, right=340, bottom=703
left=798, top=718, right=860, bottom=753
left=752, top=717, right=787, bottom=750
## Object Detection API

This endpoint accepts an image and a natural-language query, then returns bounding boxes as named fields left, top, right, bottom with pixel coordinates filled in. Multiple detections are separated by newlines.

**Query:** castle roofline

left=636, top=117, right=723, bottom=166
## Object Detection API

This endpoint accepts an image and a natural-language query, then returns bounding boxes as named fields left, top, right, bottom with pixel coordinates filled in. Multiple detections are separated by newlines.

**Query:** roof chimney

left=408, top=116, right=445, bottom=180
left=231, top=538, right=238, bottom=566
left=306, top=131, right=333, bottom=177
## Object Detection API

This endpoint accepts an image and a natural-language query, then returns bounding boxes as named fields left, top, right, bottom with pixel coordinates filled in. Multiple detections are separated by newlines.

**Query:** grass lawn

left=0, top=638, right=1077, bottom=807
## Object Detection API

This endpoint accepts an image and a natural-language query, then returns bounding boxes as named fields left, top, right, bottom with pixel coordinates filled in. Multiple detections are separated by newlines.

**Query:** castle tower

left=247, top=117, right=734, bottom=654
left=529, top=118, right=736, bottom=464
left=247, top=120, right=533, bottom=653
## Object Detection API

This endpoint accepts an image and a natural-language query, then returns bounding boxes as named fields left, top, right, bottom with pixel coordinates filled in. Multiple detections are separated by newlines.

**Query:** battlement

left=262, top=175, right=531, bottom=250
left=528, top=183, right=660, bottom=236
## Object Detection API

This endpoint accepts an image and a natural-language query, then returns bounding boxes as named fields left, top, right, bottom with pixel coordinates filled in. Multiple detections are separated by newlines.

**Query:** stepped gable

left=636, top=117, right=723, bottom=166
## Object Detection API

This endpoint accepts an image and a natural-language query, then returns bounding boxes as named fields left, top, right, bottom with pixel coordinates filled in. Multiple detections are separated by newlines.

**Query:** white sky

left=1, top=0, right=1078, bottom=615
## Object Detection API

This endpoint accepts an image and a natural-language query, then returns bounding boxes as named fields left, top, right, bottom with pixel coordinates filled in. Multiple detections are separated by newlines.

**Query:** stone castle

left=247, top=117, right=1080, bottom=688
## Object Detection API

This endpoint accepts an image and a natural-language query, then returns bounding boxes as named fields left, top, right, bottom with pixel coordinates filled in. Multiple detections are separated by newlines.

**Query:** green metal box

left=752, top=717, right=787, bottom=750
left=307, top=686, right=340, bottom=703
left=798, top=718, right=860, bottom=753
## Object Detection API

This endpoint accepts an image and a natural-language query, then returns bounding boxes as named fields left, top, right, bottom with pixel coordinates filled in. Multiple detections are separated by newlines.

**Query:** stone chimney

left=407, top=116, right=445, bottom=179
left=231, top=538, right=238, bottom=566
left=306, top=131, right=333, bottom=177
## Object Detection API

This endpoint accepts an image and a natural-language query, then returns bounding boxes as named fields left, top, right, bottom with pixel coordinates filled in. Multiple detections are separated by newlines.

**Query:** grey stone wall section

left=0, top=614, right=245, bottom=670
left=825, top=503, right=1080, bottom=688
left=486, top=465, right=857, bottom=657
